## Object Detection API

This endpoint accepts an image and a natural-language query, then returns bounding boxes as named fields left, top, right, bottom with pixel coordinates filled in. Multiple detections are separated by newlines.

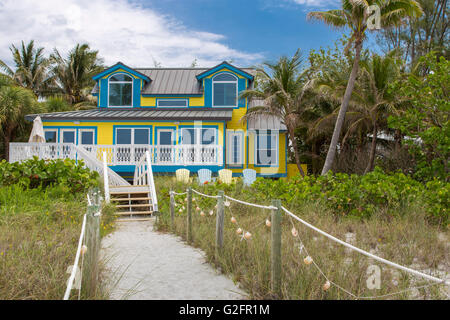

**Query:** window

left=157, top=99, right=188, bottom=107
left=79, top=129, right=94, bottom=145
left=180, top=128, right=216, bottom=145
left=213, top=73, right=237, bottom=107
left=116, top=128, right=150, bottom=145
left=44, top=129, right=58, bottom=143
left=61, top=129, right=76, bottom=144
left=227, top=131, right=243, bottom=166
left=109, top=74, right=133, bottom=107
left=255, top=131, right=278, bottom=166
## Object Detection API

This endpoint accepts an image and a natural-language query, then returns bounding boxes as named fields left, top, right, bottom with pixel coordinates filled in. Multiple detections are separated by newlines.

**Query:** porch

left=9, top=143, right=224, bottom=169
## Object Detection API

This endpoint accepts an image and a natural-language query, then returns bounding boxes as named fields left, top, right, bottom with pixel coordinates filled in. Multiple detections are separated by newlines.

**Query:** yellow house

left=26, top=61, right=288, bottom=180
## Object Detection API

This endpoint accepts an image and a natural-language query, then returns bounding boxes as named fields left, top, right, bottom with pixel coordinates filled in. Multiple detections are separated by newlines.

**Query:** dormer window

left=212, top=73, right=237, bottom=107
left=109, top=74, right=133, bottom=107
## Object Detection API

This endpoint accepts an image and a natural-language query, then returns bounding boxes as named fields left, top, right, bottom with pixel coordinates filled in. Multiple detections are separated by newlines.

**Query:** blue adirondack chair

left=197, top=168, right=212, bottom=185
left=243, top=169, right=256, bottom=186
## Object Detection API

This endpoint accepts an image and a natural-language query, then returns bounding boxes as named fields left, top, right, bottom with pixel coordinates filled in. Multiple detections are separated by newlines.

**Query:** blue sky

left=0, top=0, right=374, bottom=68
left=139, top=0, right=343, bottom=65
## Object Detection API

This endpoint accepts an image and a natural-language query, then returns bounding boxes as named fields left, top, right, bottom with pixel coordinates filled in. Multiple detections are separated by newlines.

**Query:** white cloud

left=291, top=0, right=339, bottom=6
left=0, top=0, right=262, bottom=68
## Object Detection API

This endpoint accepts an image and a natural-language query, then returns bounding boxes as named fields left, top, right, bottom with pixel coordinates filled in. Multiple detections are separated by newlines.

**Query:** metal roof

left=26, top=108, right=234, bottom=122
left=247, top=99, right=287, bottom=131
left=91, top=67, right=256, bottom=96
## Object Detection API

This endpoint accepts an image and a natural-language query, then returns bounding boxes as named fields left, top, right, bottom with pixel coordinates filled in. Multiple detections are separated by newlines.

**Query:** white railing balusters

left=103, top=151, right=110, bottom=203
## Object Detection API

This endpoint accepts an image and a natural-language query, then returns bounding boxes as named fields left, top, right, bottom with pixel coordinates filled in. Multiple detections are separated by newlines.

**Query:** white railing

left=9, top=142, right=130, bottom=188
left=86, top=144, right=223, bottom=166
left=133, top=151, right=158, bottom=212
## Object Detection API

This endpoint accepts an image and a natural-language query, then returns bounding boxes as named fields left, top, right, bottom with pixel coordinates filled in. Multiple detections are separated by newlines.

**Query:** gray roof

left=26, top=108, right=233, bottom=122
left=247, top=99, right=287, bottom=131
left=91, top=67, right=256, bottom=95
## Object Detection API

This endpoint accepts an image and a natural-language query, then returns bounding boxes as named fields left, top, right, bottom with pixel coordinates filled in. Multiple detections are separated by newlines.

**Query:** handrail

left=133, top=151, right=158, bottom=212
left=103, top=152, right=110, bottom=203
left=146, top=151, right=158, bottom=211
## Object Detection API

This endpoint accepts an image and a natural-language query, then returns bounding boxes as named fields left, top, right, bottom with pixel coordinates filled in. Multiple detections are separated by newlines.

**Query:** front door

left=157, top=129, right=174, bottom=163
left=61, top=129, right=76, bottom=158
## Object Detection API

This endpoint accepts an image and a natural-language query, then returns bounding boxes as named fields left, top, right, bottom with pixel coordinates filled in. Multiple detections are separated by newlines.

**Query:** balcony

left=9, top=143, right=223, bottom=167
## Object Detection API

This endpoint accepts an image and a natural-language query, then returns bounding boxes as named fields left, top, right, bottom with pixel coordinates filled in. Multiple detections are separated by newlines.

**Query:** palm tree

left=240, top=49, right=315, bottom=177
left=308, top=0, right=423, bottom=175
left=49, top=43, right=103, bottom=105
left=314, top=51, right=402, bottom=173
left=0, top=83, right=41, bottom=161
left=0, top=40, right=51, bottom=97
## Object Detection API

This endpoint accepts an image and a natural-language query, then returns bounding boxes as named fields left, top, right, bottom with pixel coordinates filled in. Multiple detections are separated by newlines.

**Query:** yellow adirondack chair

left=218, top=169, right=232, bottom=184
left=176, top=168, right=190, bottom=183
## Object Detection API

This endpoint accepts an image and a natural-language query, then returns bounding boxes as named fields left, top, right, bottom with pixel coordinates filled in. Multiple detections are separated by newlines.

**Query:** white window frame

left=254, top=131, right=278, bottom=166
left=157, top=99, right=188, bottom=108
left=180, top=127, right=217, bottom=145
left=60, top=129, right=76, bottom=144
left=157, top=129, right=175, bottom=146
left=212, top=73, right=238, bottom=108
left=227, top=130, right=244, bottom=166
left=108, top=73, right=133, bottom=108
left=43, top=129, right=58, bottom=143
left=78, top=129, right=95, bottom=145
left=115, top=128, right=150, bottom=145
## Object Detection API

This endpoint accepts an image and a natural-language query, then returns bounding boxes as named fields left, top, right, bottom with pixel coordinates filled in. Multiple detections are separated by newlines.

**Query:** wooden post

left=186, top=187, right=192, bottom=243
left=215, top=190, right=225, bottom=261
left=82, top=205, right=101, bottom=297
left=271, top=199, right=282, bottom=297
left=170, top=190, right=175, bottom=230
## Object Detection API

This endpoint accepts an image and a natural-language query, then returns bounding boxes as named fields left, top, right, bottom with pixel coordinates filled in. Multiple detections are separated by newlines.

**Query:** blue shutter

left=238, top=78, right=245, bottom=108
left=100, top=78, right=108, bottom=108
left=133, top=78, right=141, bottom=107
left=204, top=78, right=212, bottom=108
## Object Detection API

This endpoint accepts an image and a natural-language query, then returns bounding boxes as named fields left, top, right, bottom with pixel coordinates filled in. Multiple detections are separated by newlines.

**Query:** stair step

left=116, top=203, right=151, bottom=208
left=109, top=191, right=149, bottom=195
left=115, top=211, right=154, bottom=216
left=117, top=217, right=153, bottom=222
left=110, top=185, right=149, bottom=188
left=111, top=197, right=151, bottom=201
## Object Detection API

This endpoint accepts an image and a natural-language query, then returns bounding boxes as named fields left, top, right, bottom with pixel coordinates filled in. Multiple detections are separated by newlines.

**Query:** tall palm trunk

left=321, top=39, right=363, bottom=175
left=364, top=122, right=378, bottom=174
left=287, top=121, right=305, bottom=177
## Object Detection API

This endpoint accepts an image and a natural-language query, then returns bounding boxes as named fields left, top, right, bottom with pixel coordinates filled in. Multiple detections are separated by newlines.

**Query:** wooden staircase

left=109, top=185, right=156, bottom=221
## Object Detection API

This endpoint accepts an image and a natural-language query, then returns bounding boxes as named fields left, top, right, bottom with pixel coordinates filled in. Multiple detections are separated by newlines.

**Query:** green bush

left=251, top=167, right=448, bottom=225
left=0, top=157, right=100, bottom=193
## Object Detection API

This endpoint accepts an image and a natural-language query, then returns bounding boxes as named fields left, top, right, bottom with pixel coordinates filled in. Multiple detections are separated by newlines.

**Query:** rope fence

left=63, top=189, right=102, bottom=300
left=166, top=187, right=449, bottom=299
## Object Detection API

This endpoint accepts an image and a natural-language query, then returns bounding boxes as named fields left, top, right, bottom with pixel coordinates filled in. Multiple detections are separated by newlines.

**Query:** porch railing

left=9, top=143, right=223, bottom=167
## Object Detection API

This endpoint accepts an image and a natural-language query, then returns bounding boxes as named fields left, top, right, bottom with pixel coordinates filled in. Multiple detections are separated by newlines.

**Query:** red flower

left=203, top=181, right=208, bottom=185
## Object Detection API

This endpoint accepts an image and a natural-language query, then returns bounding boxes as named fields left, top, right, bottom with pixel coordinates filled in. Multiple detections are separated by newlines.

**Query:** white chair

left=243, top=169, right=256, bottom=186
left=198, top=169, right=212, bottom=185
left=218, top=169, right=232, bottom=184
left=176, top=168, right=190, bottom=183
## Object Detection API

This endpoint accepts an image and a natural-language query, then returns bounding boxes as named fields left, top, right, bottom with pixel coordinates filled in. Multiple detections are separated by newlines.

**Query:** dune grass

left=154, top=177, right=449, bottom=300
left=0, top=184, right=116, bottom=299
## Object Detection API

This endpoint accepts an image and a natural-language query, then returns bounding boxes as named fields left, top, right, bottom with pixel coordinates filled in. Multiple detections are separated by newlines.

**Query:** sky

left=0, top=0, right=352, bottom=69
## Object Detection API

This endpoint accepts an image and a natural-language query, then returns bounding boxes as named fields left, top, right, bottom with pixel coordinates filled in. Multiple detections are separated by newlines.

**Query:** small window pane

left=81, top=131, right=93, bottom=145
left=214, top=83, right=236, bottom=106
left=45, top=131, right=57, bottom=143
left=158, top=100, right=187, bottom=107
left=201, top=129, right=215, bottom=145
left=159, top=131, right=172, bottom=145
left=110, top=74, right=132, bottom=82
left=182, top=129, right=196, bottom=144
left=62, top=131, right=75, bottom=143
left=109, top=83, right=132, bottom=106
left=134, top=129, right=149, bottom=144
left=214, top=73, right=236, bottom=81
left=117, top=129, right=131, bottom=144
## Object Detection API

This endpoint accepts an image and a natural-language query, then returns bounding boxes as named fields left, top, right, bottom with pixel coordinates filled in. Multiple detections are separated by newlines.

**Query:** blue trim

left=156, top=98, right=189, bottom=108
left=43, top=126, right=98, bottom=145
left=154, top=126, right=176, bottom=145
left=112, top=125, right=153, bottom=145
left=196, top=62, right=254, bottom=81
left=142, top=94, right=203, bottom=97
left=110, top=165, right=225, bottom=173
left=93, top=62, right=151, bottom=82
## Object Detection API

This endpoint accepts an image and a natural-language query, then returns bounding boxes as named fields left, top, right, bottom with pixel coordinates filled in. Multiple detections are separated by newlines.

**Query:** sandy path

left=101, top=219, right=246, bottom=300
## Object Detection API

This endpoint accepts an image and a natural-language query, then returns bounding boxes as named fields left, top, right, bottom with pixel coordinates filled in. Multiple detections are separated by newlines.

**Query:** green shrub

left=0, top=157, right=100, bottom=193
